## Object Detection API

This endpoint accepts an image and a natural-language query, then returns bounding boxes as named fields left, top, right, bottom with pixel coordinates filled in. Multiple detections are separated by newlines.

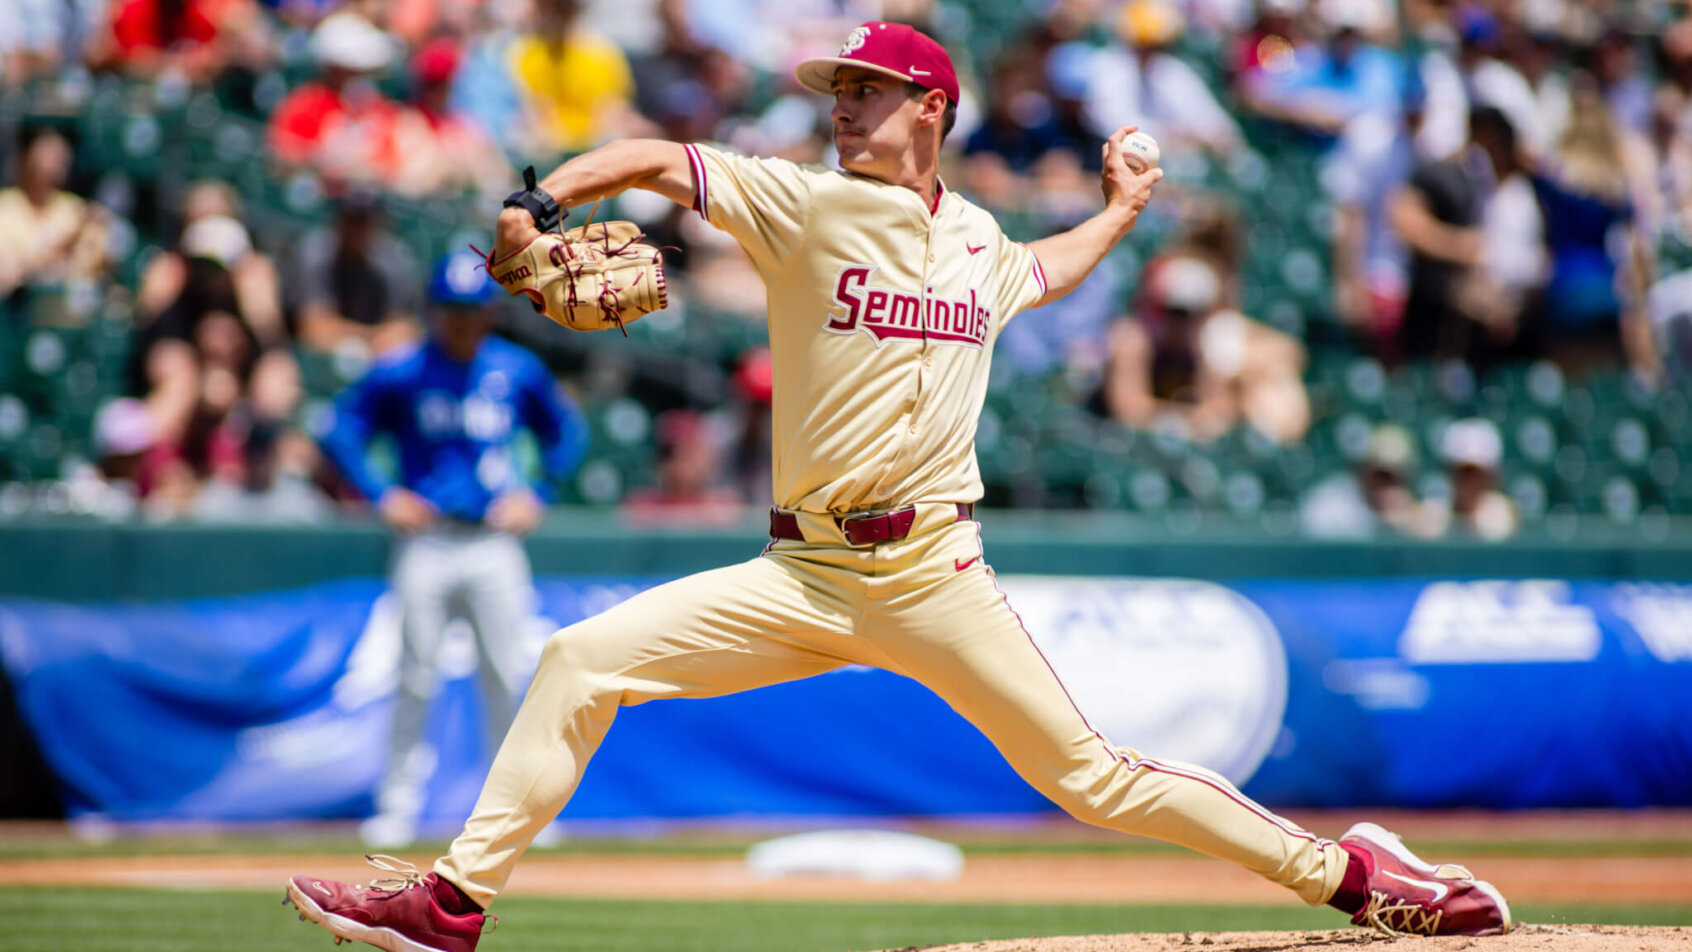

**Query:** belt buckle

left=837, top=509, right=888, bottom=548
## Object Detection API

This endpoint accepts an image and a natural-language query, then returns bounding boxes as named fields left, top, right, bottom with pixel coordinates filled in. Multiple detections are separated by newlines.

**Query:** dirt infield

left=900, top=925, right=1691, bottom=952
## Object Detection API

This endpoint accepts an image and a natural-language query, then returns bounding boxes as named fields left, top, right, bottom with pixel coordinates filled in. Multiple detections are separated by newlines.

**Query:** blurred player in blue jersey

left=320, top=249, right=588, bottom=847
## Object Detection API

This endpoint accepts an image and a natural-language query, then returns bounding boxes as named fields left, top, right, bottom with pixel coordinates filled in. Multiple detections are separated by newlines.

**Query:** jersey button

left=923, top=354, right=933, bottom=367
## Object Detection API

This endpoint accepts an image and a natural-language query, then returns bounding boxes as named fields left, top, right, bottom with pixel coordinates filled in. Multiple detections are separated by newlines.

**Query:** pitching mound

left=895, top=925, right=1690, bottom=952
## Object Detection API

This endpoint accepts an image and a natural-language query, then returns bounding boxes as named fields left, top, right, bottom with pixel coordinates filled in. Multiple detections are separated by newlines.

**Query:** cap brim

left=794, top=57, right=913, bottom=96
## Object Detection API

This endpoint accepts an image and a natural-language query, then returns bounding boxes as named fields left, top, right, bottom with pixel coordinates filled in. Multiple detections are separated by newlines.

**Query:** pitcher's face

left=830, top=68, right=923, bottom=179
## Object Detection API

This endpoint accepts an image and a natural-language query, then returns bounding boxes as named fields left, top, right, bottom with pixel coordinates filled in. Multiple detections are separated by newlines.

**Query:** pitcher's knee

left=1027, top=762, right=1113, bottom=826
left=535, top=625, right=610, bottom=688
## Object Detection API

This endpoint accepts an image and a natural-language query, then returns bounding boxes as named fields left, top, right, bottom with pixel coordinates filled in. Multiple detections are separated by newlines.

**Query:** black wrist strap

left=503, top=166, right=564, bottom=232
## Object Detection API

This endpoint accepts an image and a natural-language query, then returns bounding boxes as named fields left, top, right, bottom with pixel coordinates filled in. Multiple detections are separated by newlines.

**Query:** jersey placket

left=866, top=198, right=936, bottom=506
left=911, top=214, right=936, bottom=437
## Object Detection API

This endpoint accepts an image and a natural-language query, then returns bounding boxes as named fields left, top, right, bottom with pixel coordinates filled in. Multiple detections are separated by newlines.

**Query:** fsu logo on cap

left=840, top=25, right=869, bottom=54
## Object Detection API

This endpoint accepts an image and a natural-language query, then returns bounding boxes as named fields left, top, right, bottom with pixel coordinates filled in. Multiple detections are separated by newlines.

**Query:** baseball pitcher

left=288, top=23, right=1511, bottom=950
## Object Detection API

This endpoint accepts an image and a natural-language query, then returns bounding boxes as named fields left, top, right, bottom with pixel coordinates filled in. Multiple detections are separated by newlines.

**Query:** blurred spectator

left=997, top=252, right=1125, bottom=378
left=89, top=397, right=162, bottom=518
left=1325, top=85, right=1419, bottom=353
left=383, top=0, right=484, bottom=45
left=1642, top=85, right=1692, bottom=240
left=510, top=0, right=650, bottom=154
left=388, top=39, right=515, bottom=200
left=1436, top=417, right=1517, bottom=540
left=446, top=0, right=528, bottom=151
left=1647, top=268, right=1692, bottom=378
left=266, top=10, right=403, bottom=185
left=1094, top=254, right=1309, bottom=444
left=1530, top=81, right=1658, bottom=381
left=1300, top=422, right=1443, bottom=538
left=1239, top=0, right=1400, bottom=140
left=190, top=423, right=331, bottom=522
left=91, top=0, right=220, bottom=79
left=1229, top=0, right=1306, bottom=92
left=579, top=0, right=663, bottom=59
left=286, top=188, right=421, bottom=357
left=136, top=180, right=284, bottom=346
left=1085, top=0, right=1244, bottom=155
left=1390, top=107, right=1524, bottom=366
left=1506, top=9, right=1572, bottom=153
left=128, top=254, right=303, bottom=518
left=1589, top=29, right=1652, bottom=136
left=1663, top=18, right=1692, bottom=107
left=1416, top=4, right=1543, bottom=161
left=1472, top=104, right=1546, bottom=353
left=88, top=0, right=272, bottom=82
left=964, top=49, right=1091, bottom=197
left=0, top=127, right=111, bottom=314
left=623, top=408, right=743, bottom=525
left=631, top=7, right=754, bottom=146
left=2, top=0, right=110, bottom=82
left=726, top=345, right=772, bottom=504
left=317, top=251, right=588, bottom=847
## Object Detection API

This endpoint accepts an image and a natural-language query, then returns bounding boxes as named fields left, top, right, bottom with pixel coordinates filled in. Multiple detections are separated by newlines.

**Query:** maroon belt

left=769, top=503, right=973, bottom=546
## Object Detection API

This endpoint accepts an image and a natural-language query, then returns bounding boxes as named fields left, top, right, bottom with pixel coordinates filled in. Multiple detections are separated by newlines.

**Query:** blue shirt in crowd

left=1532, top=174, right=1633, bottom=330
left=319, top=336, right=588, bottom=523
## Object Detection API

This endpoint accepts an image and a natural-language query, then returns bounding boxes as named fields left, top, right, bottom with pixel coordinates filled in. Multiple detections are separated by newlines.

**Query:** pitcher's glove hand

left=487, top=167, right=669, bottom=334
left=486, top=219, right=669, bottom=334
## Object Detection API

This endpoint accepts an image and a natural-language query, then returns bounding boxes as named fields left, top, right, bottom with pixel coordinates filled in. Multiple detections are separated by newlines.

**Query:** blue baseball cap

left=428, top=250, right=497, bottom=307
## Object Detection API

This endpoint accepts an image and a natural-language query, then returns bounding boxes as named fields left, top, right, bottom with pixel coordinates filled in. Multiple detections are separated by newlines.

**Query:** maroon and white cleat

left=1340, top=822, right=1513, bottom=937
left=283, top=855, right=494, bottom=952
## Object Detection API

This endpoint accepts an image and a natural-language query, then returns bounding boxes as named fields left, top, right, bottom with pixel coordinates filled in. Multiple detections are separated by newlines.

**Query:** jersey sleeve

left=684, top=143, right=814, bottom=275
left=317, top=366, right=396, bottom=503
left=517, top=355, right=589, bottom=502
left=993, top=233, right=1049, bottom=325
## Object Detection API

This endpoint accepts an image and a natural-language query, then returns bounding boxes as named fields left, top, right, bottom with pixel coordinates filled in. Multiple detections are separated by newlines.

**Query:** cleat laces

left=360, top=854, right=428, bottom=893
left=355, top=854, right=497, bottom=934
left=1358, top=890, right=1444, bottom=937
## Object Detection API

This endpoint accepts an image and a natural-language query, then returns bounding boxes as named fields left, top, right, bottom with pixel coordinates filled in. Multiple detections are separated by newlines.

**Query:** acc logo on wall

left=995, top=577, right=1287, bottom=786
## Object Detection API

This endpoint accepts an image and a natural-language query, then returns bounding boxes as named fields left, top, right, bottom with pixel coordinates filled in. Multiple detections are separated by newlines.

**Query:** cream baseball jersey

left=684, top=143, right=1047, bottom=513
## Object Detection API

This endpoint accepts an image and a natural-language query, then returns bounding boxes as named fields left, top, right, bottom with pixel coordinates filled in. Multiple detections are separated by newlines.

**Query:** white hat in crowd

left=95, top=399, right=157, bottom=457
left=181, top=215, right=252, bottom=268
left=310, top=11, right=394, bottom=72
left=1442, top=418, right=1504, bottom=471
left=1153, top=256, right=1222, bottom=313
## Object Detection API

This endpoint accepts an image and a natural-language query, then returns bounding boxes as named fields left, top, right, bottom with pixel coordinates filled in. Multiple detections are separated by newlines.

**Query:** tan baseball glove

left=485, top=220, right=669, bottom=334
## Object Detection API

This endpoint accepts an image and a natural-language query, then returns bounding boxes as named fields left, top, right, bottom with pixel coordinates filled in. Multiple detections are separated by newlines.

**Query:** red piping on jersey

left=930, top=179, right=945, bottom=216
left=686, top=144, right=709, bottom=222
left=1024, top=244, right=1048, bottom=296
left=970, top=520, right=1326, bottom=849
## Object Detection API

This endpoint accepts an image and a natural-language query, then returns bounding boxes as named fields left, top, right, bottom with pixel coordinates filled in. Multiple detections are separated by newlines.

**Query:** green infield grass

left=0, top=889, right=1687, bottom=952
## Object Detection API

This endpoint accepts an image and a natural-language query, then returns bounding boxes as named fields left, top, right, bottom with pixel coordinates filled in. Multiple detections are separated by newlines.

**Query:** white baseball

left=1122, top=131, right=1160, bottom=173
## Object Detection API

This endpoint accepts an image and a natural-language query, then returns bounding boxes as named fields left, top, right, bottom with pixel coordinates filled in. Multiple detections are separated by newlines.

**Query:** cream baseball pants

left=436, top=507, right=1346, bottom=907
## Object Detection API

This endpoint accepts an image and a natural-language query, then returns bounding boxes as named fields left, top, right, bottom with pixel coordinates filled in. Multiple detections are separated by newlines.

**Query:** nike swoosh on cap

left=910, top=67, right=931, bottom=75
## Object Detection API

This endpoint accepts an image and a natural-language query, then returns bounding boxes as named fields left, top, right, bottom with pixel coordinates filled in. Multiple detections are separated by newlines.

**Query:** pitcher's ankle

left=1325, top=842, right=1372, bottom=915
left=431, top=873, right=483, bottom=915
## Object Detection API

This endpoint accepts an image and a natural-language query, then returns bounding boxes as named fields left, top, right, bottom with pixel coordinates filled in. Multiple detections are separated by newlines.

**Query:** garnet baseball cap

left=794, top=22, right=960, bottom=105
